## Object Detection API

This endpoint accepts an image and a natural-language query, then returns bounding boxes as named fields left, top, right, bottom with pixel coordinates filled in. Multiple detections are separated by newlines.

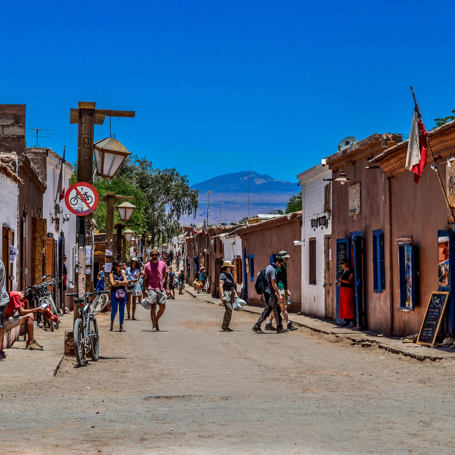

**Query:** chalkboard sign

left=336, top=241, right=348, bottom=277
left=416, top=291, right=449, bottom=347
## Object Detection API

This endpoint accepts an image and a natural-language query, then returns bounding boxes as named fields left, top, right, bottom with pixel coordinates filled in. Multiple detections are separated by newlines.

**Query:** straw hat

left=221, top=260, right=235, bottom=269
left=278, top=250, right=290, bottom=259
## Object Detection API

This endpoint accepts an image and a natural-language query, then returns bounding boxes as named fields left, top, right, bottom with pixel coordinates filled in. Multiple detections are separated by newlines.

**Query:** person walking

left=168, top=266, right=176, bottom=299
left=219, top=260, right=238, bottom=332
left=178, top=270, right=185, bottom=294
left=199, top=267, right=206, bottom=293
left=252, top=254, right=284, bottom=333
left=265, top=250, right=297, bottom=331
left=142, top=249, right=170, bottom=331
left=337, top=259, right=356, bottom=327
left=126, top=257, right=141, bottom=320
left=109, top=260, right=128, bottom=332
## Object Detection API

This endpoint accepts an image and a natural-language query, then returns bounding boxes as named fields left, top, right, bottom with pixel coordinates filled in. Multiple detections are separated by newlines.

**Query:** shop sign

left=348, top=183, right=361, bottom=216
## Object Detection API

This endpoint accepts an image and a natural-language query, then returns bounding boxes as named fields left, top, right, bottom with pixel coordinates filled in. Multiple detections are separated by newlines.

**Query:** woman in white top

left=126, top=257, right=141, bottom=320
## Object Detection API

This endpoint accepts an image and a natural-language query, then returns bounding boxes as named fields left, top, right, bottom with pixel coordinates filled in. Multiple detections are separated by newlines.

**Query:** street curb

left=184, top=289, right=452, bottom=361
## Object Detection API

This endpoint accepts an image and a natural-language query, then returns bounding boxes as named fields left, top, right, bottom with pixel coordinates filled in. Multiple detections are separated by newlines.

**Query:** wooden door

left=46, top=237, right=54, bottom=277
left=324, top=235, right=332, bottom=319
left=2, top=227, right=14, bottom=292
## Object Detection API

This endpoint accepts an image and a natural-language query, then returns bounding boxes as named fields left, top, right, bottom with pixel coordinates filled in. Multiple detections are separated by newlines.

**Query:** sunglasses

left=151, top=254, right=159, bottom=257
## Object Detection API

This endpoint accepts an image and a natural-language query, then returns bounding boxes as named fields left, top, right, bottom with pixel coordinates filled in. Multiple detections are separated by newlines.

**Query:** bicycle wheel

left=73, top=318, right=87, bottom=367
left=93, top=293, right=109, bottom=313
left=89, top=317, right=99, bottom=361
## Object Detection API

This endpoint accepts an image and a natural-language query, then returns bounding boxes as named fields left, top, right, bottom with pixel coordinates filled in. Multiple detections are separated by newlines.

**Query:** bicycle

left=68, top=290, right=108, bottom=367
left=23, top=275, right=60, bottom=331
left=69, top=191, right=93, bottom=206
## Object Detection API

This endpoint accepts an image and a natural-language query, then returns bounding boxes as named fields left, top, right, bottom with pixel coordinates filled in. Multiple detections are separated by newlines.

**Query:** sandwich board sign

left=65, top=182, right=99, bottom=216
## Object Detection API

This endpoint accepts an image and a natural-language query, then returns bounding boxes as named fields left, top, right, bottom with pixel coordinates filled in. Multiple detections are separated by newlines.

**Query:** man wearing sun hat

left=265, top=250, right=297, bottom=331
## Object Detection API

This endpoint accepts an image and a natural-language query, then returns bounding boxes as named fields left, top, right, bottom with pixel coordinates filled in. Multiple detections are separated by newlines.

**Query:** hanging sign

left=446, top=164, right=455, bottom=207
left=65, top=182, right=99, bottom=216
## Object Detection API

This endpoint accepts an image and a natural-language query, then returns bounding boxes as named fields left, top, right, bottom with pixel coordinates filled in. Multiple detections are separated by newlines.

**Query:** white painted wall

left=298, top=165, right=332, bottom=317
left=220, top=233, right=243, bottom=293
left=43, top=151, right=76, bottom=285
left=0, top=170, right=19, bottom=289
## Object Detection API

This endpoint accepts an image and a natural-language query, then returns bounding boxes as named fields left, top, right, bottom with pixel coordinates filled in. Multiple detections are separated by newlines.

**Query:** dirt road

left=2, top=293, right=455, bottom=454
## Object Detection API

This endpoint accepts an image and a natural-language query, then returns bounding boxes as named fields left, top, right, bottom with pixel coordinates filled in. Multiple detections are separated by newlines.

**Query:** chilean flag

left=405, top=95, right=428, bottom=183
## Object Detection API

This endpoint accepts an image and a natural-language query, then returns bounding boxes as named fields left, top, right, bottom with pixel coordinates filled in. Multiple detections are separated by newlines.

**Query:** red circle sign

left=65, top=182, right=99, bottom=216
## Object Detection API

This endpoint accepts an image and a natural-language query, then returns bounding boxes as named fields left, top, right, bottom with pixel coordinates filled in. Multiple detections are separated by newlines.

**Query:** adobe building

left=238, top=212, right=302, bottom=309
left=326, top=133, right=401, bottom=334
left=0, top=105, right=46, bottom=289
left=370, top=120, right=455, bottom=336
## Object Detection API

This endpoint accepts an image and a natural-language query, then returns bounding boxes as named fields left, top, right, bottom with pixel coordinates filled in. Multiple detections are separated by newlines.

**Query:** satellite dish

left=337, top=136, right=358, bottom=153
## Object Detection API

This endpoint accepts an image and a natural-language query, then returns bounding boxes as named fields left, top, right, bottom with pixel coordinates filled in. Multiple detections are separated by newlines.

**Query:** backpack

left=254, top=268, right=268, bottom=295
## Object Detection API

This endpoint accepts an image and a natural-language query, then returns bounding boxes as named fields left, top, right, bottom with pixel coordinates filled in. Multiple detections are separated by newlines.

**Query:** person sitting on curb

left=0, top=291, right=45, bottom=358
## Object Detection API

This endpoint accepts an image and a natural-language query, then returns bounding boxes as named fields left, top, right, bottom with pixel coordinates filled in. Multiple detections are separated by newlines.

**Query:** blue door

left=193, top=256, right=199, bottom=281
left=336, top=238, right=350, bottom=324
left=351, top=232, right=366, bottom=329
left=438, top=230, right=455, bottom=333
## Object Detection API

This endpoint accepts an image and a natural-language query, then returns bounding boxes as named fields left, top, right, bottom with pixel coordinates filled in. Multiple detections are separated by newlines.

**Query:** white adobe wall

left=300, top=167, right=332, bottom=318
left=0, top=173, right=19, bottom=289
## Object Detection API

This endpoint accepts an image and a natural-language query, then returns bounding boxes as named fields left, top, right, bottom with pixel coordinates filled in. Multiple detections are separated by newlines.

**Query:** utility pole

left=70, top=102, right=135, bottom=305
left=207, top=190, right=212, bottom=227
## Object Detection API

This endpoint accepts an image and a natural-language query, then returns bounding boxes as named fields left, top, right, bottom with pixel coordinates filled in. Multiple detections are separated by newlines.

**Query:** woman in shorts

left=126, top=257, right=141, bottom=320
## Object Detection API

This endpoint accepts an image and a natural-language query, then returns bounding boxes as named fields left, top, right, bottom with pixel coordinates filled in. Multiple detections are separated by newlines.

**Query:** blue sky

left=1, top=1, right=454, bottom=185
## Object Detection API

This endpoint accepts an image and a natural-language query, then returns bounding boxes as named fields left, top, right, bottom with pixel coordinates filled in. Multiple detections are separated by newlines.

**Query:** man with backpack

left=252, top=254, right=284, bottom=333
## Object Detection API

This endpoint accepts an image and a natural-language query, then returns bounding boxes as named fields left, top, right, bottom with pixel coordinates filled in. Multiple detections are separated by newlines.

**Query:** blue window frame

left=249, top=254, right=255, bottom=281
left=399, top=243, right=417, bottom=310
left=372, top=229, right=385, bottom=293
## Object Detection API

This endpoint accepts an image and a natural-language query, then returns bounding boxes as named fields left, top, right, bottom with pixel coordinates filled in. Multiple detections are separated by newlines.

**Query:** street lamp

left=124, top=229, right=134, bottom=243
left=94, top=137, right=131, bottom=179
left=117, top=201, right=136, bottom=222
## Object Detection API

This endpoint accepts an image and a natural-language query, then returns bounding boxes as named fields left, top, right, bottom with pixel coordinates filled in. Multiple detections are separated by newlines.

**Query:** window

left=324, top=183, right=331, bottom=213
left=373, top=229, right=385, bottom=293
left=399, top=243, right=417, bottom=310
left=249, top=254, right=255, bottom=281
left=309, top=238, right=316, bottom=285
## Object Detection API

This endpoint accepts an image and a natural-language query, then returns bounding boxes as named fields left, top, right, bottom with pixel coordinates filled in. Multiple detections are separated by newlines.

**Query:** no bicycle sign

left=65, top=182, right=99, bottom=216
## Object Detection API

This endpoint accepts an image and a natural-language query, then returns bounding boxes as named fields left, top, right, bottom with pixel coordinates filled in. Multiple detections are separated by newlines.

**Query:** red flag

left=405, top=92, right=428, bottom=183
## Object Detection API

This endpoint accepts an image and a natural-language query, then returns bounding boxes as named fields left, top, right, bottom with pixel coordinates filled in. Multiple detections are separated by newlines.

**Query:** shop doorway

left=336, top=238, right=349, bottom=324
left=351, top=232, right=366, bottom=329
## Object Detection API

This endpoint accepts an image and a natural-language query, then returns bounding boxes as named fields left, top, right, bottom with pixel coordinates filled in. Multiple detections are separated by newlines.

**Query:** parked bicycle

left=67, top=290, right=108, bottom=367
left=23, top=274, right=60, bottom=331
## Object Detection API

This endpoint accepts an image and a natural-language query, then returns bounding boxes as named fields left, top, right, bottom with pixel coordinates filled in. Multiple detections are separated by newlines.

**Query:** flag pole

left=410, top=86, right=455, bottom=224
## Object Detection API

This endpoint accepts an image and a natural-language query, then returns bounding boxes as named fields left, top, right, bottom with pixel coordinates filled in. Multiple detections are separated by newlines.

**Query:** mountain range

left=184, top=171, right=299, bottom=225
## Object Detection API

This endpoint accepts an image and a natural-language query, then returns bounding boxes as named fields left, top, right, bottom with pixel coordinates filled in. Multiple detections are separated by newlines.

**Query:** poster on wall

left=348, top=183, right=361, bottom=216
left=438, top=235, right=450, bottom=288
left=446, top=164, right=455, bottom=207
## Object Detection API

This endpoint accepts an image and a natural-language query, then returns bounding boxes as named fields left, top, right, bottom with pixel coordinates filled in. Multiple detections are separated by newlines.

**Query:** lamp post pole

left=103, top=194, right=133, bottom=281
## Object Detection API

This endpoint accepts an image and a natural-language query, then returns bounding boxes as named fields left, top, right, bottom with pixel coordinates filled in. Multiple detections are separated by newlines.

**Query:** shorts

left=3, top=314, right=26, bottom=331
left=278, top=289, right=289, bottom=305
left=147, top=289, right=167, bottom=305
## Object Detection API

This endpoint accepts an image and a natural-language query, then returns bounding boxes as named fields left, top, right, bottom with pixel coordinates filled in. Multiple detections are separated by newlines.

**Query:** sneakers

left=0, top=351, right=6, bottom=360
left=252, top=326, right=263, bottom=333
left=26, top=340, right=44, bottom=350
left=265, top=323, right=276, bottom=331
left=276, top=327, right=287, bottom=334
left=221, top=327, right=233, bottom=332
left=287, top=323, right=298, bottom=331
